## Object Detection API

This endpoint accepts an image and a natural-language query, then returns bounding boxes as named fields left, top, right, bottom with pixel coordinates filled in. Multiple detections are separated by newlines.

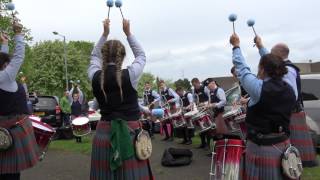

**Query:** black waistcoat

left=246, top=79, right=296, bottom=137
left=209, top=88, right=225, bottom=115
left=285, top=60, right=303, bottom=112
left=161, top=88, right=174, bottom=102
left=143, top=90, right=155, bottom=105
left=194, top=86, right=209, bottom=103
left=0, top=83, right=28, bottom=116
left=71, top=101, right=82, bottom=117
left=181, top=92, right=191, bottom=107
left=92, top=67, right=140, bottom=121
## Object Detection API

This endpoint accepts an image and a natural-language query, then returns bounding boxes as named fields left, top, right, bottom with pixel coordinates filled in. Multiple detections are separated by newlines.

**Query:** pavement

left=22, top=134, right=212, bottom=180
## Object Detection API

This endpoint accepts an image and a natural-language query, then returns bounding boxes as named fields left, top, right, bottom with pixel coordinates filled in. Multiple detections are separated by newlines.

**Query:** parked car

left=301, top=74, right=320, bottom=150
left=30, top=95, right=62, bottom=128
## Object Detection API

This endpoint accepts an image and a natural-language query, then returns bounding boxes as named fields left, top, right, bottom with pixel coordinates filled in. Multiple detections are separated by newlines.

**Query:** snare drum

left=210, top=139, right=245, bottom=180
left=192, top=112, right=215, bottom=133
left=71, top=117, right=91, bottom=137
left=31, top=118, right=56, bottom=160
left=223, top=108, right=242, bottom=133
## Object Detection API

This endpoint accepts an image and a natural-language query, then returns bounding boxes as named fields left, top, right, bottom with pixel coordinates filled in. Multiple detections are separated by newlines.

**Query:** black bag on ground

left=161, top=148, right=193, bottom=167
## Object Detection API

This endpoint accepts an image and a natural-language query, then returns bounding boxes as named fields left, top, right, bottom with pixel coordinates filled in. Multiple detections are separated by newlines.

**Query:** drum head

left=31, top=120, right=55, bottom=132
left=72, top=117, right=89, bottom=126
left=222, top=109, right=239, bottom=119
left=29, top=115, right=41, bottom=122
left=184, top=110, right=199, bottom=117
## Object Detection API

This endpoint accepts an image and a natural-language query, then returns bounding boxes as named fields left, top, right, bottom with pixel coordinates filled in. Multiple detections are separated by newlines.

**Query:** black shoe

left=162, top=137, right=170, bottom=141
left=185, top=140, right=192, bottom=145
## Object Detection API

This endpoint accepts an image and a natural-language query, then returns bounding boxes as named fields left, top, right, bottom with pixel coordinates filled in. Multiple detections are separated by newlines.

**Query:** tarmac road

left=22, top=134, right=212, bottom=180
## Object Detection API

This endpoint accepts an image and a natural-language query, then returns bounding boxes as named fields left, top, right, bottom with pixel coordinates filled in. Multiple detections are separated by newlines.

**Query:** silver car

left=301, top=74, right=320, bottom=150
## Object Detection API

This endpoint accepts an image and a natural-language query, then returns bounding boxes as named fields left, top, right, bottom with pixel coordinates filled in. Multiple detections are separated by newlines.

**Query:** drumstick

left=115, top=0, right=124, bottom=19
left=106, top=0, right=114, bottom=19
left=247, top=19, right=257, bottom=47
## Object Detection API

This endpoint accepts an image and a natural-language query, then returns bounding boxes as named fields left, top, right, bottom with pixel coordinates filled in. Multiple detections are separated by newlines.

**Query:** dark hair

left=0, top=52, right=11, bottom=70
left=231, top=66, right=235, bottom=74
left=145, top=82, right=150, bottom=85
left=176, top=87, right=183, bottom=92
left=191, top=78, right=200, bottom=84
left=259, top=54, right=288, bottom=79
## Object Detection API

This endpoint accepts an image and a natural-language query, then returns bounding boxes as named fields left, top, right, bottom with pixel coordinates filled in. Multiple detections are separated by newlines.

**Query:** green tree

left=137, top=72, right=156, bottom=97
left=174, top=78, right=191, bottom=91
left=26, top=40, right=91, bottom=99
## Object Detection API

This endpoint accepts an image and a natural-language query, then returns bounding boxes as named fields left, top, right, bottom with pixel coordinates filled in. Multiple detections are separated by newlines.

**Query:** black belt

left=248, top=132, right=288, bottom=146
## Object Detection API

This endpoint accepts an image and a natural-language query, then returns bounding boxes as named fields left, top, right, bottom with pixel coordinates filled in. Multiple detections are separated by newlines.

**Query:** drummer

left=159, top=80, right=180, bottom=141
left=230, top=33, right=296, bottom=179
left=254, top=36, right=317, bottom=167
left=191, top=78, right=209, bottom=106
left=88, top=19, right=153, bottom=179
left=176, top=87, right=194, bottom=145
left=204, top=79, right=227, bottom=143
left=143, top=82, right=161, bottom=137
left=0, top=24, right=39, bottom=180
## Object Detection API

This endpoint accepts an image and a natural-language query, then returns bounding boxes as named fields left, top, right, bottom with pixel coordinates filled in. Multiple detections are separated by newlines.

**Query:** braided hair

left=100, top=40, right=126, bottom=102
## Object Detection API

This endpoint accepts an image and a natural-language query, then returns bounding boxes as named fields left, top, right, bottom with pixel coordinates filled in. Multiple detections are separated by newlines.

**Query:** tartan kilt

left=90, top=120, right=154, bottom=180
left=240, top=139, right=295, bottom=180
left=0, top=115, right=39, bottom=174
left=289, top=111, right=317, bottom=167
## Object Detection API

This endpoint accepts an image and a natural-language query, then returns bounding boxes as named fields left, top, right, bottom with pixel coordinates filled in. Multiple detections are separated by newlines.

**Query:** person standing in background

left=60, top=91, right=71, bottom=126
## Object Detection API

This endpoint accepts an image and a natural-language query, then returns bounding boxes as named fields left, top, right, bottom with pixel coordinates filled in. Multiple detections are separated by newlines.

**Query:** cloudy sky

left=14, top=0, right=320, bottom=80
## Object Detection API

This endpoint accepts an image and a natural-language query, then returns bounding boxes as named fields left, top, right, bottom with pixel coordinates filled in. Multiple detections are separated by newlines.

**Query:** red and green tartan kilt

left=289, top=111, right=317, bottom=167
left=90, top=120, right=154, bottom=180
left=0, top=115, right=39, bottom=174
left=240, top=139, right=295, bottom=180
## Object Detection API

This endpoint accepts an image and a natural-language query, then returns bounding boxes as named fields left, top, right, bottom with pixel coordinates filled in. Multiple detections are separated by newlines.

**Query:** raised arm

left=77, top=87, right=84, bottom=104
left=230, top=34, right=263, bottom=106
left=0, top=33, right=9, bottom=53
left=0, top=24, right=25, bottom=83
left=254, top=36, right=269, bottom=57
left=125, top=20, right=146, bottom=90
left=88, top=19, right=109, bottom=81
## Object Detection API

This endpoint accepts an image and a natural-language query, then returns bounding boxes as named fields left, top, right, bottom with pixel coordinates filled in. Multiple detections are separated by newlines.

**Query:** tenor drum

left=209, top=139, right=245, bottom=180
left=71, top=117, right=91, bottom=137
left=31, top=118, right=56, bottom=160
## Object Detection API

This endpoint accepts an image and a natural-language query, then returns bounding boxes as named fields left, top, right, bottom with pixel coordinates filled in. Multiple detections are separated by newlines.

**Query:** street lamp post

left=53, top=31, right=69, bottom=91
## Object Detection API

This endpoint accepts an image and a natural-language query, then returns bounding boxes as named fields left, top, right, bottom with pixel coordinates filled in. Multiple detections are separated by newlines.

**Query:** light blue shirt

left=144, top=89, right=161, bottom=105
left=161, top=87, right=180, bottom=107
left=0, top=35, right=25, bottom=92
left=259, top=47, right=298, bottom=99
left=232, top=48, right=296, bottom=107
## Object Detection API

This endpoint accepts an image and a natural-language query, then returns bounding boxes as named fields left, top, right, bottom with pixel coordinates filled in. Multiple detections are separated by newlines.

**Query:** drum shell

left=71, top=117, right=91, bottom=137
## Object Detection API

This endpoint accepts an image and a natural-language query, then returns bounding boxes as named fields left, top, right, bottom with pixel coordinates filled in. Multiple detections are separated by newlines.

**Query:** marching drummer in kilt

left=159, top=80, right=180, bottom=141
left=88, top=19, right=153, bottom=180
left=176, top=87, right=194, bottom=145
left=255, top=36, right=318, bottom=167
left=0, top=23, right=39, bottom=180
left=230, top=33, right=297, bottom=179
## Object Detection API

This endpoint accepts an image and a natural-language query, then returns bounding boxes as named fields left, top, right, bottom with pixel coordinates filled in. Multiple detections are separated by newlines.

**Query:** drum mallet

left=247, top=19, right=257, bottom=36
left=228, top=14, right=237, bottom=34
left=115, top=0, right=124, bottom=19
left=247, top=19, right=258, bottom=46
left=106, top=0, right=114, bottom=19
left=5, top=2, right=16, bottom=21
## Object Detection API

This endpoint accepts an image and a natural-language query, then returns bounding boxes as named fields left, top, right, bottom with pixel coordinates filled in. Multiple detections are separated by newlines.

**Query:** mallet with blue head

left=106, top=0, right=114, bottom=19
left=228, top=14, right=237, bottom=34
left=247, top=19, right=257, bottom=36
left=115, top=0, right=124, bottom=19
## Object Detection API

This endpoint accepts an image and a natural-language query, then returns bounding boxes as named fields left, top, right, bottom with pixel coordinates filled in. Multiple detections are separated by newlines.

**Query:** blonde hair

left=100, top=40, right=126, bottom=102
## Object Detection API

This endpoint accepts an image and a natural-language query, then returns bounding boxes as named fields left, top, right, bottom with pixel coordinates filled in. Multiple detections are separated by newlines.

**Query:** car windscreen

left=301, top=79, right=320, bottom=101
left=35, top=97, right=58, bottom=109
